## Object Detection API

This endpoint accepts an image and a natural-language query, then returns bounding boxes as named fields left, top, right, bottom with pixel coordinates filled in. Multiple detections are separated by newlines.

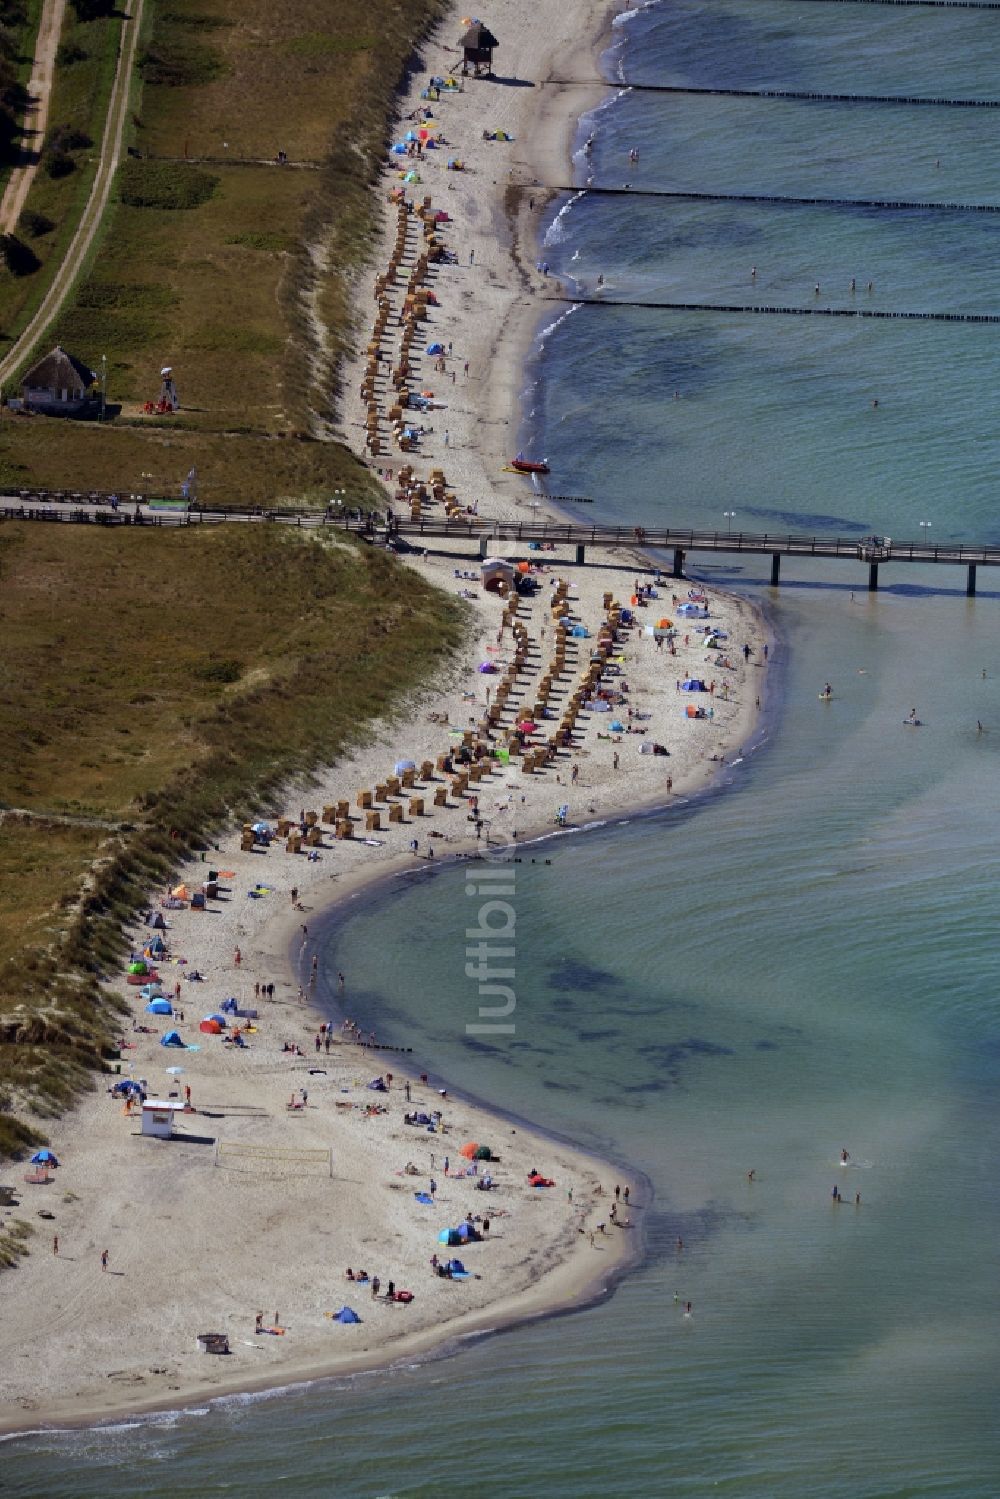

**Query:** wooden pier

left=2, top=494, right=996, bottom=596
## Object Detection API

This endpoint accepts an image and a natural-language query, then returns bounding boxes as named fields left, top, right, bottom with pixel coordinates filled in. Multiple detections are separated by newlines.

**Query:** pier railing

left=2, top=496, right=997, bottom=592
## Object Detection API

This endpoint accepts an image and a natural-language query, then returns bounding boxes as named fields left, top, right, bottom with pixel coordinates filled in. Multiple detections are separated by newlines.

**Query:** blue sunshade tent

left=426, top=341, right=444, bottom=354
left=161, top=1030, right=185, bottom=1048
left=206, top=1013, right=228, bottom=1027
left=147, top=998, right=173, bottom=1015
left=334, top=1306, right=361, bottom=1324
left=30, top=1149, right=59, bottom=1166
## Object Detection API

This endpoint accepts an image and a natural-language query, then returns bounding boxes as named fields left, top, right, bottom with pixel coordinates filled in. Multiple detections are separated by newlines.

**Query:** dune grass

left=0, top=521, right=466, bottom=1157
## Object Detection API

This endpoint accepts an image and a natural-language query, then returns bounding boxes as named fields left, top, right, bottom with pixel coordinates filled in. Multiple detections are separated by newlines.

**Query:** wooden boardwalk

left=2, top=495, right=997, bottom=594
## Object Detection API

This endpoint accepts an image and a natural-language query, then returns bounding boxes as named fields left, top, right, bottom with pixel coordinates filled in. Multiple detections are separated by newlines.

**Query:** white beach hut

left=140, top=1099, right=187, bottom=1139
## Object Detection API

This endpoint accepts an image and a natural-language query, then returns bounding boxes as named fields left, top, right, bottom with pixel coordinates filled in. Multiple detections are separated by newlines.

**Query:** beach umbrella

left=30, top=1149, right=59, bottom=1166
left=657, top=618, right=673, bottom=629
left=459, top=1141, right=480, bottom=1159
left=518, top=720, right=537, bottom=733
left=199, top=1019, right=223, bottom=1035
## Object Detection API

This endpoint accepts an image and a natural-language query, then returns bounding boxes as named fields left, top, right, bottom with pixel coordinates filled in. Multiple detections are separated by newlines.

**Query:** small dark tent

left=460, top=20, right=498, bottom=76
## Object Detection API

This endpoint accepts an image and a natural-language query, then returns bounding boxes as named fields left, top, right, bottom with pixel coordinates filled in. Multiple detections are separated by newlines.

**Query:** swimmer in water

left=840, top=1148, right=850, bottom=1164
left=822, top=683, right=832, bottom=698
left=684, top=1301, right=693, bottom=1316
left=747, top=1169, right=755, bottom=1182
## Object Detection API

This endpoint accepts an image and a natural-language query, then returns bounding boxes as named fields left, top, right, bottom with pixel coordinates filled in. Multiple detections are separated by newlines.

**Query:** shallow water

left=7, top=2, right=1000, bottom=1494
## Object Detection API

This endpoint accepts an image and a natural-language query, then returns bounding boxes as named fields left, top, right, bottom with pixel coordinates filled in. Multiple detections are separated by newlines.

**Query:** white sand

left=0, top=0, right=769, bottom=1434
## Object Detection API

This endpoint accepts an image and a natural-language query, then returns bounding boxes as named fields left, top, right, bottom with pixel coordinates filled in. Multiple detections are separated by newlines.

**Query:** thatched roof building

left=21, top=345, right=98, bottom=417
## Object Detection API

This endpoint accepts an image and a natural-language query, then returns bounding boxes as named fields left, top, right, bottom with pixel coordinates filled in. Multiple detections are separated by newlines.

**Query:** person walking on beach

left=101, top=1249, right=109, bottom=1271
left=623, top=1186, right=630, bottom=1205
left=234, top=946, right=242, bottom=967
left=53, top=1234, right=58, bottom=1256
left=290, top=886, right=298, bottom=907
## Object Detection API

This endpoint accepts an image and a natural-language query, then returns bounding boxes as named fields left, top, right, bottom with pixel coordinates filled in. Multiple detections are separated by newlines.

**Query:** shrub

left=0, top=233, right=40, bottom=275
left=56, top=41, right=89, bottom=65
left=18, top=209, right=54, bottom=238
left=45, top=150, right=75, bottom=179
left=47, top=124, right=92, bottom=152
left=197, top=659, right=242, bottom=684
left=117, top=159, right=218, bottom=210
left=70, top=0, right=114, bottom=19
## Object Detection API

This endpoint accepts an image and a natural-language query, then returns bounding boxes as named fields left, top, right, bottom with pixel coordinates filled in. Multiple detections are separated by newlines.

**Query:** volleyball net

left=214, top=1141, right=333, bottom=1177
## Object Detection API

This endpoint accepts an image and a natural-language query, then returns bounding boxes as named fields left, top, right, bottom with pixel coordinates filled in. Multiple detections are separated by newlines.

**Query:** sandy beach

left=0, top=0, right=769, bottom=1434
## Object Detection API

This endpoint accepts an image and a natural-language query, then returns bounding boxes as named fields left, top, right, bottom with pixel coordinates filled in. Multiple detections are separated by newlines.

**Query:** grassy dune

left=0, top=521, right=465, bottom=1155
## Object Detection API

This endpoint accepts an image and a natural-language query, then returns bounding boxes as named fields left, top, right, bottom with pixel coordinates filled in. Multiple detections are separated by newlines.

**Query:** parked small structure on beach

left=459, top=20, right=499, bottom=77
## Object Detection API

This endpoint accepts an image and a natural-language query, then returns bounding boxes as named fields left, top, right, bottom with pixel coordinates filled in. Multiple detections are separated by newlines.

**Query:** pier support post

left=575, top=543, right=586, bottom=566
left=967, top=564, right=977, bottom=597
left=479, top=536, right=489, bottom=559
left=770, top=554, right=781, bottom=587
left=868, top=563, right=879, bottom=593
left=672, top=547, right=685, bottom=579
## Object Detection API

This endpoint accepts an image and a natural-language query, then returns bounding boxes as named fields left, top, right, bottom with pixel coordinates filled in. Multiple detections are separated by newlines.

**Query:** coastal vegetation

left=0, top=0, right=468, bottom=1169
left=0, top=0, right=446, bottom=504
left=0, top=522, right=466, bottom=1157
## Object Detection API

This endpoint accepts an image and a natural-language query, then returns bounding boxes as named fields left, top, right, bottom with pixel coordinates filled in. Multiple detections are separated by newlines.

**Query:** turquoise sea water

left=7, top=3, right=1000, bottom=1494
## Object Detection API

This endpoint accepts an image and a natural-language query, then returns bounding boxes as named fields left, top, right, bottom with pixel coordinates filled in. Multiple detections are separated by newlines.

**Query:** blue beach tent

left=160, top=1030, right=185, bottom=1048
left=30, top=1149, right=59, bottom=1166
left=334, top=1306, right=361, bottom=1324
left=146, top=998, right=173, bottom=1015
